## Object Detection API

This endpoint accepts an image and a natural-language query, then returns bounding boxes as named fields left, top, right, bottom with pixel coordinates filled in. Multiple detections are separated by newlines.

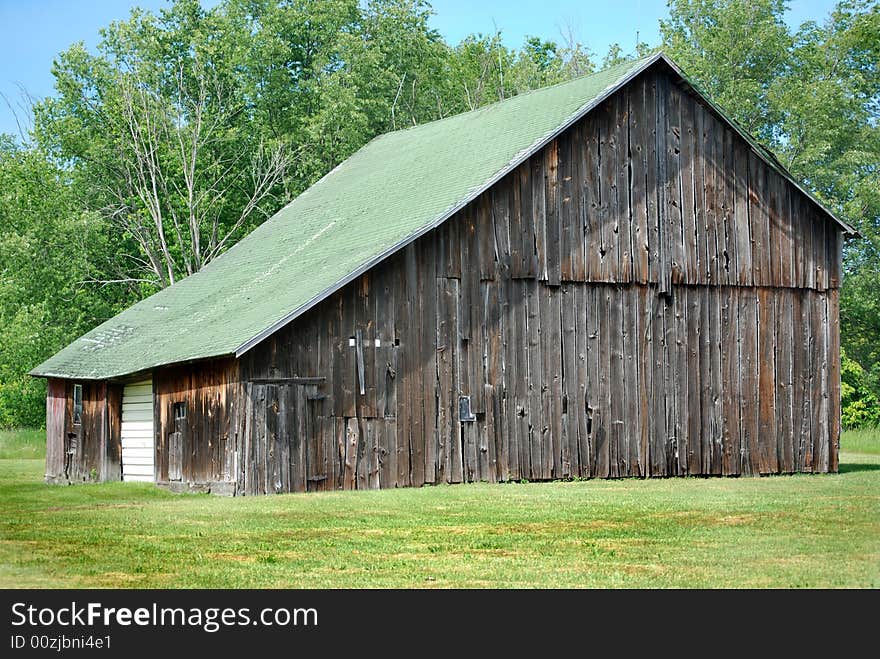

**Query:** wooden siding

left=153, top=359, right=238, bottom=494
left=44, top=379, right=122, bottom=484
left=228, top=69, right=841, bottom=494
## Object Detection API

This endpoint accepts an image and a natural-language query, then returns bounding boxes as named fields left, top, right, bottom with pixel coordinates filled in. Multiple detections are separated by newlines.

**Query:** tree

left=0, top=139, right=120, bottom=426
left=35, top=1, right=291, bottom=288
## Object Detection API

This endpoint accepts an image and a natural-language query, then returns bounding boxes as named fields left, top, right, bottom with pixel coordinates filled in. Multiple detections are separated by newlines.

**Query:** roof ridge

left=372, top=53, right=658, bottom=141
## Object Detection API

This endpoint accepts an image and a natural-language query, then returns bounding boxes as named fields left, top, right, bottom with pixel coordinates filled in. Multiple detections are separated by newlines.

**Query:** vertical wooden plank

left=617, top=90, right=633, bottom=284
left=790, top=292, right=805, bottom=471
left=368, top=418, right=381, bottom=489
left=622, top=284, right=642, bottom=476
left=673, top=286, right=688, bottom=476
left=583, top=113, right=603, bottom=282
left=570, top=124, right=587, bottom=281
left=526, top=280, right=544, bottom=479
left=733, top=140, right=752, bottom=285
left=685, top=288, right=702, bottom=474
left=503, top=281, right=520, bottom=480
left=812, top=291, right=829, bottom=472
left=768, top=169, right=783, bottom=286
left=584, top=286, right=600, bottom=477
left=749, top=152, right=771, bottom=287
left=518, top=162, right=538, bottom=278
left=703, top=108, right=719, bottom=286
left=708, top=288, right=724, bottom=475
left=649, top=292, right=669, bottom=476
left=506, top=173, right=523, bottom=280
left=485, top=384, right=499, bottom=482
left=559, top=131, right=575, bottom=281
left=723, top=127, right=738, bottom=284
left=492, top=185, right=511, bottom=280
left=827, top=289, right=840, bottom=472
left=395, top=250, right=413, bottom=488
left=437, top=276, right=458, bottom=484
left=655, top=74, right=671, bottom=294
left=407, top=249, right=425, bottom=487
left=45, top=378, right=66, bottom=482
left=498, top=168, right=516, bottom=278
left=775, top=290, right=795, bottom=473
left=561, top=284, right=579, bottom=479
left=533, top=155, right=548, bottom=282
left=679, top=91, right=698, bottom=285
left=739, top=290, right=760, bottom=475
left=378, top=418, right=395, bottom=488
left=637, top=286, right=651, bottom=476
left=343, top=416, right=358, bottom=490
left=468, top=227, right=485, bottom=415
left=609, top=285, right=625, bottom=477
left=266, top=384, right=281, bottom=492
left=645, top=75, right=661, bottom=285
left=598, top=97, right=618, bottom=283
left=542, top=284, right=563, bottom=479
left=665, top=75, right=684, bottom=286
left=815, top=212, right=828, bottom=291
left=692, top=103, right=708, bottom=284
left=596, top=285, right=613, bottom=477
left=477, top=194, right=496, bottom=281
left=827, top=227, right=842, bottom=290
left=758, top=289, right=779, bottom=473
left=629, top=81, right=650, bottom=284
left=545, top=139, right=562, bottom=286
left=576, top=285, right=591, bottom=476
left=721, top=288, right=740, bottom=476
left=697, top=288, right=711, bottom=474
left=661, top=288, right=677, bottom=473
left=419, top=239, right=438, bottom=486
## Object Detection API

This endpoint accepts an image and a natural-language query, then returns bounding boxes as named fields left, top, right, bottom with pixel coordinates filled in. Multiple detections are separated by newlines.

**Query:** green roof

left=31, top=53, right=852, bottom=380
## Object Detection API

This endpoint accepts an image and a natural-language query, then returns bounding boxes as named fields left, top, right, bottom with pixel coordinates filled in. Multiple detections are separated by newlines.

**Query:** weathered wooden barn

left=32, top=53, right=855, bottom=495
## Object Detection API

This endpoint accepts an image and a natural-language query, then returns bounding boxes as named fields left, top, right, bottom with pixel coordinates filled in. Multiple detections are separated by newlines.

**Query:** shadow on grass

left=838, top=463, right=880, bottom=474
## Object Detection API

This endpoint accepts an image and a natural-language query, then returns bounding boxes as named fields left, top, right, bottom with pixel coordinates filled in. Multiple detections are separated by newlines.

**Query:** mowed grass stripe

left=0, top=430, right=877, bottom=588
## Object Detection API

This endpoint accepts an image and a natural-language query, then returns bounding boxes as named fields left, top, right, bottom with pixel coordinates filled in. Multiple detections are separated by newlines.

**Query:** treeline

left=1, top=0, right=877, bottom=428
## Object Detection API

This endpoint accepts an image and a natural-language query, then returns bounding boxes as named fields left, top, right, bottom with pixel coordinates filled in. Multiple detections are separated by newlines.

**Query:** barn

left=31, top=53, right=855, bottom=495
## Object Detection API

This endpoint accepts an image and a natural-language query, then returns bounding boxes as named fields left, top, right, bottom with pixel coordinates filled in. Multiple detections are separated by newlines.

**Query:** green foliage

left=0, top=139, right=121, bottom=427
left=841, top=349, right=880, bottom=429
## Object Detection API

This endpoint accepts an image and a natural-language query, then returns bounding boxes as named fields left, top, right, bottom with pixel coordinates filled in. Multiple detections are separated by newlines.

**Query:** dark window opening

left=173, top=402, right=187, bottom=420
left=73, top=384, right=83, bottom=425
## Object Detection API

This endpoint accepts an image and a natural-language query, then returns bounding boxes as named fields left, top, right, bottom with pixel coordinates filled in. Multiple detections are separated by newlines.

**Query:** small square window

left=173, top=402, right=187, bottom=420
left=73, top=384, right=83, bottom=425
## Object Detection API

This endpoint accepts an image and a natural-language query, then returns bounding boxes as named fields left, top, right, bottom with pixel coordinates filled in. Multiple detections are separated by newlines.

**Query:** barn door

left=241, top=381, right=322, bottom=495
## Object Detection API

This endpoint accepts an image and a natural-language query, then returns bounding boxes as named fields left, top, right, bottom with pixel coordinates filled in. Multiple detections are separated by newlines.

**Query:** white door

left=121, top=379, right=154, bottom=482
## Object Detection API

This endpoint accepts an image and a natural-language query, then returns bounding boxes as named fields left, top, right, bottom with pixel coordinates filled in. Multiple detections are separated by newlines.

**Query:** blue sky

left=0, top=0, right=839, bottom=138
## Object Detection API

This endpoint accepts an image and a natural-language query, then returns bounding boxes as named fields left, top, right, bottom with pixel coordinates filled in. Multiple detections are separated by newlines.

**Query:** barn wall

left=153, top=359, right=239, bottom=493
left=228, top=65, right=842, bottom=494
left=44, top=379, right=122, bottom=484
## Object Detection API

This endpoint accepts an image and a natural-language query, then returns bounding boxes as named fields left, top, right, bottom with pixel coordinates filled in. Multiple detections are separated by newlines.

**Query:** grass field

left=0, top=428, right=877, bottom=588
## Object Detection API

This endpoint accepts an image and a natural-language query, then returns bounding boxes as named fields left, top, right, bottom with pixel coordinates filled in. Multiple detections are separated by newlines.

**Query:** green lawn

left=0, top=429, right=877, bottom=588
